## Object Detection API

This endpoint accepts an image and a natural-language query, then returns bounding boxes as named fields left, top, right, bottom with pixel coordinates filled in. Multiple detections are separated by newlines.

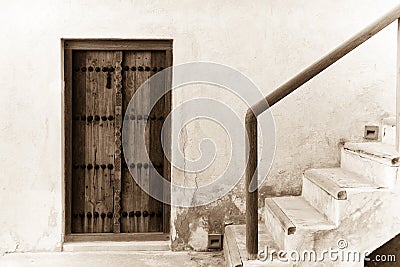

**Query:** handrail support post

left=245, top=109, right=258, bottom=260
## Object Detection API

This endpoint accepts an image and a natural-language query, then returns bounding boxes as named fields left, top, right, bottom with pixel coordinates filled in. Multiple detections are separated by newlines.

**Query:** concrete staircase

left=224, top=118, right=400, bottom=266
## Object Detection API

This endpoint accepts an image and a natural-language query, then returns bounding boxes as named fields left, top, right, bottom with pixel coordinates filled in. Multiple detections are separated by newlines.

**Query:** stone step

left=302, top=168, right=381, bottom=224
left=62, top=241, right=170, bottom=252
left=382, top=117, right=395, bottom=145
left=341, top=142, right=399, bottom=187
left=264, top=197, right=336, bottom=251
left=224, top=224, right=293, bottom=267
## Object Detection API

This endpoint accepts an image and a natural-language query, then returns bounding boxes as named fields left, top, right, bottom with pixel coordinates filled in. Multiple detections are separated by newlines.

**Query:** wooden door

left=70, top=49, right=170, bottom=234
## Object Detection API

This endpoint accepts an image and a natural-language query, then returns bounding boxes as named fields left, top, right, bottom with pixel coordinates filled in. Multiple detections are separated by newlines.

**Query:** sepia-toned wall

left=0, top=0, right=398, bottom=252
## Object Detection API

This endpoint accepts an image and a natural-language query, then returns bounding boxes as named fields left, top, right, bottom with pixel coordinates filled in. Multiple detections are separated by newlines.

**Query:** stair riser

left=302, top=177, right=342, bottom=225
left=223, top=237, right=231, bottom=267
left=223, top=234, right=239, bottom=267
left=264, top=207, right=315, bottom=251
left=341, top=149, right=397, bottom=188
left=382, top=123, right=395, bottom=146
left=264, top=205, right=286, bottom=250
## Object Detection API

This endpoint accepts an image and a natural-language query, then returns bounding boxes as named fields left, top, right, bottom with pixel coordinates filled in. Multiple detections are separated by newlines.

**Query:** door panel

left=71, top=51, right=122, bottom=233
left=148, top=51, right=166, bottom=232
left=120, top=51, right=166, bottom=233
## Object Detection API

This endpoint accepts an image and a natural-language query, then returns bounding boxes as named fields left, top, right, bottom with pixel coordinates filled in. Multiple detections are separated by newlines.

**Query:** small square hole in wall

left=364, top=125, right=379, bottom=140
left=208, top=234, right=223, bottom=249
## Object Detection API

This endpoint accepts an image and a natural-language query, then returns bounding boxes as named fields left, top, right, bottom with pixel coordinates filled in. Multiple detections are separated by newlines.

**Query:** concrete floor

left=0, top=251, right=225, bottom=267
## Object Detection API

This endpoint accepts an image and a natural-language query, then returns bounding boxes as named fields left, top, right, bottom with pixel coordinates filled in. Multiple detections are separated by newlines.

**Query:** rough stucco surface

left=311, top=190, right=400, bottom=267
left=0, top=0, right=399, bottom=253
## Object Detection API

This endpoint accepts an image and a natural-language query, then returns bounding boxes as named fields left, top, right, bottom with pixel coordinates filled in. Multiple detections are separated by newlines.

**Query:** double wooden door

left=69, top=48, right=170, bottom=234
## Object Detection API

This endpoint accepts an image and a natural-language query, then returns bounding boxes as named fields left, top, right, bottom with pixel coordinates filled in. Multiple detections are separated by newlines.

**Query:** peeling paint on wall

left=171, top=193, right=244, bottom=251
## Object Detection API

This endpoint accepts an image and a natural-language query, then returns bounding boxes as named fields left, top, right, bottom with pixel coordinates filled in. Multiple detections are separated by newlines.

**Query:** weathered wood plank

left=103, top=53, right=115, bottom=233
left=85, top=52, right=96, bottom=233
left=113, top=52, right=123, bottom=233
left=96, top=53, right=106, bottom=233
left=148, top=50, right=166, bottom=232
left=163, top=49, right=173, bottom=234
left=64, top=39, right=173, bottom=51
left=64, top=48, right=73, bottom=235
left=72, top=51, right=87, bottom=233
left=121, top=51, right=137, bottom=233
left=136, top=51, right=152, bottom=233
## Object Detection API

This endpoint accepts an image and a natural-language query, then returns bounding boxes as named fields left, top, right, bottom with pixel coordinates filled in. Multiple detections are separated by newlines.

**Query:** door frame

left=62, top=39, right=173, bottom=242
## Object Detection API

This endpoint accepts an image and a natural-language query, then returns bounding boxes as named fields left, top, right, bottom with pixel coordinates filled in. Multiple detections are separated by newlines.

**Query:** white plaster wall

left=0, top=0, right=398, bottom=252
